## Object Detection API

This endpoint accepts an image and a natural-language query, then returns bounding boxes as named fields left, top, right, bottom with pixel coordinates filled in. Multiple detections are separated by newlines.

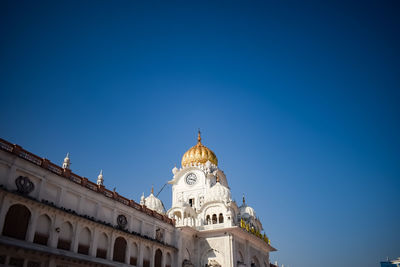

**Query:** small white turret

left=140, top=192, right=145, bottom=205
left=62, top=153, right=70, bottom=169
left=172, top=165, right=178, bottom=175
left=97, top=170, right=104, bottom=186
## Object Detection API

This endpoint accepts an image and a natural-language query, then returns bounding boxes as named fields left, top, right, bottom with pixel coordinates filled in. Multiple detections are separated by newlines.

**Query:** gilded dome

left=181, top=131, right=218, bottom=167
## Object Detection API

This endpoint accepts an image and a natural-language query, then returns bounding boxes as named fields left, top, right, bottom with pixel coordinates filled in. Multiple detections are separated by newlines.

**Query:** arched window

left=78, top=227, right=91, bottom=255
left=113, top=236, right=127, bottom=263
left=166, top=252, right=172, bottom=267
left=2, top=204, right=31, bottom=240
left=155, top=249, right=162, bottom=267
left=96, top=233, right=108, bottom=259
left=206, top=215, right=210, bottom=225
left=130, top=242, right=138, bottom=266
left=212, top=214, right=217, bottom=224
left=34, top=214, right=51, bottom=245
left=57, top=221, right=72, bottom=250
left=143, top=246, right=151, bottom=267
left=251, top=256, right=260, bottom=267
left=218, top=213, right=224, bottom=224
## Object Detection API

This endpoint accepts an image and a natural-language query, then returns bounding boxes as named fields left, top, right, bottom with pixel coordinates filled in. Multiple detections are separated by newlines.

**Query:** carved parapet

left=63, top=168, right=71, bottom=178
left=41, top=158, right=50, bottom=168
left=81, top=178, right=88, bottom=187
left=12, top=144, right=22, bottom=155
left=97, top=184, right=105, bottom=193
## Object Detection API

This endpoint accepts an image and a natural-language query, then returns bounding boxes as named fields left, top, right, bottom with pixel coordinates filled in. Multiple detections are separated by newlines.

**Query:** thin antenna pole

left=156, top=182, right=169, bottom=197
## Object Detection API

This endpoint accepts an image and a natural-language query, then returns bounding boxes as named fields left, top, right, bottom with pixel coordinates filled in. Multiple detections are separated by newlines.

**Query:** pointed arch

left=143, top=246, right=151, bottom=267
left=166, top=252, right=172, bottom=267
left=57, top=221, right=72, bottom=250
left=78, top=227, right=91, bottom=255
left=113, top=236, right=127, bottom=263
left=33, top=214, right=51, bottom=245
left=130, top=242, right=139, bottom=266
left=96, top=232, right=108, bottom=259
left=218, top=213, right=224, bottom=224
left=155, top=248, right=162, bottom=267
left=212, top=214, right=217, bottom=224
left=2, top=204, right=31, bottom=240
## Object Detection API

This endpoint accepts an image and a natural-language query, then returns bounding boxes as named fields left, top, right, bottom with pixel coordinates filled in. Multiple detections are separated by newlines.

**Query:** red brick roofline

left=0, top=137, right=174, bottom=226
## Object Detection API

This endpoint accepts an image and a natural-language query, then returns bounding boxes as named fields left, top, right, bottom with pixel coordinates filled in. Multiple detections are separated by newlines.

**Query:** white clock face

left=185, top=173, right=197, bottom=185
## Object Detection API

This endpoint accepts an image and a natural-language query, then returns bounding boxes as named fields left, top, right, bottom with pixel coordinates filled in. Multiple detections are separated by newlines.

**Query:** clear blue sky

left=1, top=1, right=399, bottom=266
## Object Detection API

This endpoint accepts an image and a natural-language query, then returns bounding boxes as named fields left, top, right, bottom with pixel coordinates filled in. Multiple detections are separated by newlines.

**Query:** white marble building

left=0, top=133, right=275, bottom=267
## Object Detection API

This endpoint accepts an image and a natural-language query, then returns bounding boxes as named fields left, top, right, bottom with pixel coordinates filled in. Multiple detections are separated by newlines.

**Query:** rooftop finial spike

left=62, top=153, right=71, bottom=169
left=216, top=174, right=220, bottom=183
left=97, top=169, right=104, bottom=186
left=197, top=129, right=201, bottom=143
left=243, top=194, right=246, bottom=205
left=151, top=185, right=154, bottom=194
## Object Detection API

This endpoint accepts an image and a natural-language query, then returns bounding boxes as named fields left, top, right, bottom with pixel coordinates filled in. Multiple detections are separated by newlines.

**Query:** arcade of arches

left=0, top=198, right=174, bottom=267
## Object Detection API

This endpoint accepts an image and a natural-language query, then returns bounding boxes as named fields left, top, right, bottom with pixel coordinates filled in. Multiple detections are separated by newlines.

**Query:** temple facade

left=0, top=133, right=275, bottom=267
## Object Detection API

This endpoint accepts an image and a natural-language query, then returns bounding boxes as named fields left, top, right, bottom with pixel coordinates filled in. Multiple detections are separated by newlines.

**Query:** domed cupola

left=205, top=175, right=231, bottom=203
left=181, top=130, right=218, bottom=167
left=239, top=195, right=256, bottom=219
left=144, top=186, right=165, bottom=214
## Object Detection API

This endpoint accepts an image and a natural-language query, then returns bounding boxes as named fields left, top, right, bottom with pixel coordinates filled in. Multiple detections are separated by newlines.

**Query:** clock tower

left=167, top=131, right=233, bottom=227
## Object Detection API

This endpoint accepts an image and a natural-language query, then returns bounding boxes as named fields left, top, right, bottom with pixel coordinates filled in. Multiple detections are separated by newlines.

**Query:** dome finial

left=216, top=174, right=220, bottom=183
left=151, top=185, right=154, bottom=195
left=243, top=194, right=246, bottom=205
left=197, top=129, right=201, bottom=144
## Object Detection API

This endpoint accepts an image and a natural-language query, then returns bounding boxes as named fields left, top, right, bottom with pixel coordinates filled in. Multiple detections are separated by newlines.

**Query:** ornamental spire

left=62, top=153, right=70, bottom=169
left=151, top=185, right=154, bottom=195
left=197, top=129, right=201, bottom=144
left=243, top=194, right=246, bottom=205
left=97, top=170, right=104, bottom=186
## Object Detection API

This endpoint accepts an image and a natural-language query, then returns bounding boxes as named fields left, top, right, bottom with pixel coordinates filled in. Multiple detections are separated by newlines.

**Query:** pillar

left=138, top=242, right=144, bottom=267
left=126, top=240, right=131, bottom=264
left=89, top=228, right=98, bottom=257
left=71, top=222, right=80, bottom=253
left=26, top=208, right=39, bottom=242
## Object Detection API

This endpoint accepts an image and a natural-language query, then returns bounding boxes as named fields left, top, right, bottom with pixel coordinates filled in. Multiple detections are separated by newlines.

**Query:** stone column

left=71, top=222, right=80, bottom=253
left=228, top=234, right=234, bottom=267
left=48, top=213, right=60, bottom=248
left=150, top=245, right=155, bottom=267
left=90, top=228, right=99, bottom=257
left=162, top=248, right=166, bottom=267
left=26, top=208, right=39, bottom=242
left=138, top=242, right=144, bottom=267
left=125, top=240, right=131, bottom=264
left=108, top=231, right=115, bottom=261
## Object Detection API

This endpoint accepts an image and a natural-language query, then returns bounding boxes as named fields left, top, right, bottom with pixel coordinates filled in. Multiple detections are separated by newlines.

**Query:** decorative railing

left=239, top=218, right=271, bottom=245
left=0, top=137, right=174, bottom=226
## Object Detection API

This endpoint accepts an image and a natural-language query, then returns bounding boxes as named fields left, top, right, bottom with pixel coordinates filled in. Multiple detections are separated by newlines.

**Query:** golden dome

left=181, top=131, right=218, bottom=167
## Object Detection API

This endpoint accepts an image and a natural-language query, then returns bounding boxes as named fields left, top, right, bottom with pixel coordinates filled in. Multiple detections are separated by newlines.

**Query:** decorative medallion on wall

left=117, top=214, right=127, bottom=229
left=15, top=176, right=34, bottom=195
